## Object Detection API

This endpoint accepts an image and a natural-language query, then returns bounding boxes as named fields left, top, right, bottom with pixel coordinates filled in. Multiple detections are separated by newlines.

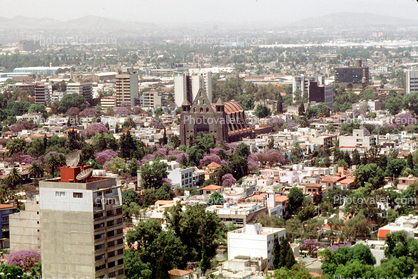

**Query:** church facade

left=180, top=89, right=253, bottom=146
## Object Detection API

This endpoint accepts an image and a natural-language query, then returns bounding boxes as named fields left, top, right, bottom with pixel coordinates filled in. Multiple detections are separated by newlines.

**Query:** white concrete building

left=405, top=69, right=418, bottom=95
left=165, top=161, right=197, bottom=188
left=66, top=81, right=93, bottom=101
left=228, top=224, right=286, bottom=268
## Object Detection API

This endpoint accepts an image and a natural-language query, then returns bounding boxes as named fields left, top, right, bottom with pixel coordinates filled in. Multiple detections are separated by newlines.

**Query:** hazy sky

left=1, top=0, right=417, bottom=23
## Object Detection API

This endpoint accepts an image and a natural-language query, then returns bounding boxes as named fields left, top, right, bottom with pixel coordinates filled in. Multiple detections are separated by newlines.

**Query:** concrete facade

left=40, top=175, right=124, bottom=279
left=116, top=72, right=139, bottom=108
left=67, top=82, right=93, bottom=101
left=9, top=196, right=41, bottom=252
left=227, top=224, right=286, bottom=268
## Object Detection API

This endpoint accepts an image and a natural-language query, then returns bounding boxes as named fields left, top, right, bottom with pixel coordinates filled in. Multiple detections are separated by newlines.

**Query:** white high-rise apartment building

left=174, top=71, right=212, bottom=107
left=405, top=70, right=418, bottom=95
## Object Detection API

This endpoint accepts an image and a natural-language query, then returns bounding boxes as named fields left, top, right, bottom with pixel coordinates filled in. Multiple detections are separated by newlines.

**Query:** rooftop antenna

left=76, top=168, right=93, bottom=182
left=66, top=150, right=80, bottom=168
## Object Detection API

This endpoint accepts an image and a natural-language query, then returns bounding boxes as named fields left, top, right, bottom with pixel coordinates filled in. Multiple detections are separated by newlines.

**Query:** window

left=117, top=259, right=124, bottom=265
left=95, top=254, right=105, bottom=261
left=117, top=228, right=123, bottom=235
left=117, top=248, right=124, bottom=255
left=73, top=192, right=83, bottom=198
left=116, top=208, right=122, bottom=214
left=95, top=244, right=105, bottom=251
left=108, top=261, right=116, bottom=268
left=108, top=241, right=115, bottom=248
left=117, top=238, right=123, bottom=245
left=107, top=231, right=115, bottom=237
left=118, top=269, right=125, bottom=275
left=116, top=218, right=123, bottom=224
left=95, top=264, right=106, bottom=271
left=94, top=223, right=104, bottom=230
left=109, top=272, right=116, bottom=278
left=108, top=251, right=115, bottom=258
left=95, top=233, right=105, bottom=240
left=55, top=191, right=66, bottom=197
left=107, top=220, right=115, bottom=227
left=107, top=210, right=114, bottom=217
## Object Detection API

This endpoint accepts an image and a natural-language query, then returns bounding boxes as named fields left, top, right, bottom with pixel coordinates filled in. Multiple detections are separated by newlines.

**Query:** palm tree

left=9, top=167, right=21, bottom=186
left=29, top=162, right=44, bottom=178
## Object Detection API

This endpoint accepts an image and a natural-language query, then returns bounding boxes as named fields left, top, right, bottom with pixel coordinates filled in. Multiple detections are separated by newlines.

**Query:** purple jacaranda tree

left=79, top=108, right=98, bottom=118
left=66, top=107, right=80, bottom=116
left=200, top=154, right=223, bottom=167
left=85, top=123, right=108, bottom=138
left=114, top=107, right=130, bottom=116
left=267, top=116, right=285, bottom=128
left=301, top=239, right=325, bottom=256
left=328, top=241, right=353, bottom=252
left=248, top=153, right=259, bottom=172
left=6, top=249, right=41, bottom=272
left=19, top=155, right=35, bottom=165
left=95, top=149, right=118, bottom=166
left=222, top=173, right=237, bottom=187
left=9, top=121, right=36, bottom=133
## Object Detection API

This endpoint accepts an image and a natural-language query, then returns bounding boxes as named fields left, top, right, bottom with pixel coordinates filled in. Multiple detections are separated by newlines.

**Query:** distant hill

left=0, top=15, right=155, bottom=30
left=288, top=12, right=418, bottom=28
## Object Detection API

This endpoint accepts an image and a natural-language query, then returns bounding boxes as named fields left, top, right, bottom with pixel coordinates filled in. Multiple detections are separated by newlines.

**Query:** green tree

left=122, top=189, right=141, bottom=206
left=164, top=204, right=224, bottom=274
left=126, top=219, right=186, bottom=279
left=403, top=92, right=418, bottom=115
left=254, top=104, right=271, bottom=118
left=139, top=159, right=168, bottom=189
left=241, top=98, right=254, bottom=110
left=60, top=93, right=86, bottom=112
left=155, top=183, right=174, bottom=200
left=297, top=204, right=316, bottom=222
left=6, top=138, right=26, bottom=156
left=9, top=167, right=21, bottom=186
left=354, top=163, right=385, bottom=189
left=352, top=149, right=361, bottom=165
left=106, top=157, right=126, bottom=174
left=207, top=191, right=224, bottom=205
left=288, top=187, right=304, bottom=215
left=385, top=159, right=407, bottom=178
left=128, top=158, right=138, bottom=177
left=119, top=131, right=135, bottom=159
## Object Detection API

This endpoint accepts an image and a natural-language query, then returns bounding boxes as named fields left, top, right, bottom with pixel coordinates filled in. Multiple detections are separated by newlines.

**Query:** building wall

left=227, top=227, right=286, bottom=268
left=40, top=178, right=124, bottom=279
left=10, top=198, right=41, bottom=252
left=405, top=70, right=418, bottom=95
left=116, top=74, right=138, bottom=108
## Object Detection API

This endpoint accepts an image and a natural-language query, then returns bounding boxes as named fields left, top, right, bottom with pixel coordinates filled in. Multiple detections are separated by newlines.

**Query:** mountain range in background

left=0, top=13, right=417, bottom=31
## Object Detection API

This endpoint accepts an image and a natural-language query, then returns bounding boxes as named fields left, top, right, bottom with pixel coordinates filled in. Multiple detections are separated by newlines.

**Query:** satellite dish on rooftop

left=76, top=168, right=92, bottom=181
left=66, top=150, right=81, bottom=168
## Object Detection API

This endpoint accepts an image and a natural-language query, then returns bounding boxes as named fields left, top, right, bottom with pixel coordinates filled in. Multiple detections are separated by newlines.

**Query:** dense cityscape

left=1, top=1, right=418, bottom=279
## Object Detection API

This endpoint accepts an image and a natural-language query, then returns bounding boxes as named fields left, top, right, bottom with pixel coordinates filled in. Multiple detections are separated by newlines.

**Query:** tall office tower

left=174, top=73, right=193, bottom=107
left=405, top=69, right=418, bottom=95
left=35, top=83, right=51, bottom=104
left=40, top=164, right=124, bottom=279
left=175, top=71, right=213, bottom=107
left=66, top=81, right=93, bottom=101
left=334, top=59, right=369, bottom=84
left=292, top=75, right=324, bottom=103
left=115, top=69, right=139, bottom=108
left=308, top=82, right=333, bottom=109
